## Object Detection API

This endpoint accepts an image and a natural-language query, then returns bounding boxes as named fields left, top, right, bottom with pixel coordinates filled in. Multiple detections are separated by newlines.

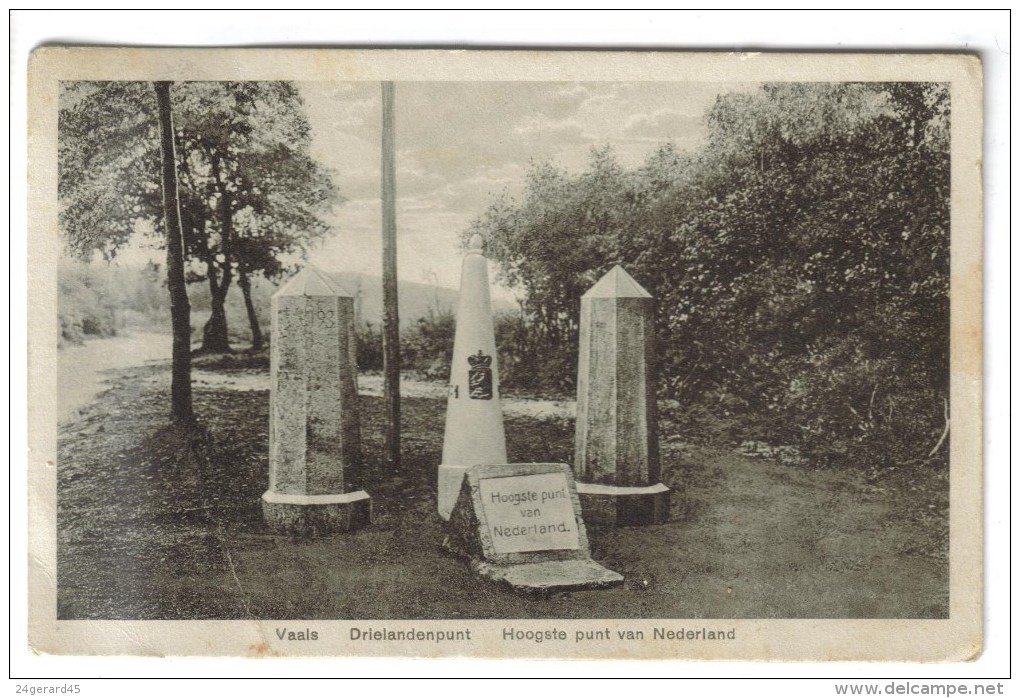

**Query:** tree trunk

left=199, top=257, right=233, bottom=354
left=201, top=302, right=231, bottom=353
left=238, top=271, right=263, bottom=351
left=199, top=154, right=234, bottom=354
left=153, top=81, right=195, bottom=426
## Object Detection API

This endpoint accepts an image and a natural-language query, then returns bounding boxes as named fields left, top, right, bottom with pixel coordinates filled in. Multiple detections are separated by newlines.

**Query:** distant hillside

left=59, top=258, right=517, bottom=348
left=188, top=271, right=512, bottom=329
left=331, top=272, right=460, bottom=327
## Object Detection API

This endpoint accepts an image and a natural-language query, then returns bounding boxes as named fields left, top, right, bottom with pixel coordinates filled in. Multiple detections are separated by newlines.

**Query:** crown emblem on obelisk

left=467, top=350, right=492, bottom=369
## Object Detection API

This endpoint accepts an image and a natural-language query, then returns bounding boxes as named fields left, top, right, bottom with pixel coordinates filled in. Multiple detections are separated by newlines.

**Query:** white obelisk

left=438, top=234, right=508, bottom=520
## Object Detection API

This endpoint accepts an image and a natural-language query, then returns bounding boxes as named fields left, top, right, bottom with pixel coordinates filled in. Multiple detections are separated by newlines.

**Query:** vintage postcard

left=27, top=48, right=983, bottom=661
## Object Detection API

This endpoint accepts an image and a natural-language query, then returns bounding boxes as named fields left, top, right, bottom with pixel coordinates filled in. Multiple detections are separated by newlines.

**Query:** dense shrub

left=466, top=82, right=950, bottom=467
left=356, top=321, right=385, bottom=372
left=353, top=312, right=456, bottom=379
left=494, top=310, right=574, bottom=397
left=59, top=264, right=119, bottom=345
left=58, top=260, right=166, bottom=345
left=402, top=310, right=455, bottom=380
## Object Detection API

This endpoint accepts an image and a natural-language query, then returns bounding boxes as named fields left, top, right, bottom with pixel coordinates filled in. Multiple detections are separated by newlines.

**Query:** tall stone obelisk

left=261, top=267, right=371, bottom=534
left=437, top=234, right=508, bottom=520
left=573, top=265, right=670, bottom=526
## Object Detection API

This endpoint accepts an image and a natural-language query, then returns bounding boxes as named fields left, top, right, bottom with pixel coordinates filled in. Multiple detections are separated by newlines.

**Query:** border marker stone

left=437, top=234, right=508, bottom=520
left=574, top=265, right=671, bottom=526
left=261, top=266, right=371, bottom=534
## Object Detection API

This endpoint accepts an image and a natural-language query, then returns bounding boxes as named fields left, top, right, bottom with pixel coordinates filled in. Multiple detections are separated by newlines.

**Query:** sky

left=296, top=81, right=752, bottom=293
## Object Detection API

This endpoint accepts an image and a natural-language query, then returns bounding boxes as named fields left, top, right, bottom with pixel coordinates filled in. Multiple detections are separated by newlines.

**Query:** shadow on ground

left=56, top=361, right=948, bottom=620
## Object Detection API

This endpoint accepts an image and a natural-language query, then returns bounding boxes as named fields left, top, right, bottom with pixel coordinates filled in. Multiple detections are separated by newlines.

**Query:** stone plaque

left=444, top=463, right=623, bottom=593
left=478, top=472, right=580, bottom=554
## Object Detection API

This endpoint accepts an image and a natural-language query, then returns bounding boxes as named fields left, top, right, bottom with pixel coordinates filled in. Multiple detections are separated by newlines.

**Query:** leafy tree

left=669, top=82, right=950, bottom=462
left=464, top=146, right=660, bottom=392
left=58, top=260, right=166, bottom=345
left=58, top=261, right=120, bottom=345
left=172, top=82, right=341, bottom=352
left=468, top=82, right=950, bottom=466
left=58, top=81, right=195, bottom=424
left=59, top=81, right=341, bottom=353
left=60, top=82, right=162, bottom=259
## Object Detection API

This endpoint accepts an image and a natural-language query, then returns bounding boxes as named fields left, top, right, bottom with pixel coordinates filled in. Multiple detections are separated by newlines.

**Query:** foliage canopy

left=467, top=81, right=951, bottom=466
left=59, top=81, right=342, bottom=351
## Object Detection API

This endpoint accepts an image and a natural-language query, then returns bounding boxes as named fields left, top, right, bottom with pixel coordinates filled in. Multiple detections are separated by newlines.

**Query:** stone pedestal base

left=474, top=558, right=623, bottom=594
left=262, top=490, right=371, bottom=535
left=576, top=482, right=670, bottom=527
left=442, top=540, right=623, bottom=594
left=437, top=464, right=470, bottom=521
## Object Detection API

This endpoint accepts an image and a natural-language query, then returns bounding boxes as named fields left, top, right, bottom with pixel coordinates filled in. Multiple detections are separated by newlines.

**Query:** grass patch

left=57, top=363, right=948, bottom=620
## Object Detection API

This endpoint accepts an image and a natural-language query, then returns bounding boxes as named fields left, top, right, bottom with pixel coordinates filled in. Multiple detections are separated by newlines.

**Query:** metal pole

left=381, top=81, right=401, bottom=473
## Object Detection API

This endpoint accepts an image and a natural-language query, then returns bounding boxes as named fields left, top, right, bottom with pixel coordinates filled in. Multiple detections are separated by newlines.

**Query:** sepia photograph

left=26, top=48, right=983, bottom=661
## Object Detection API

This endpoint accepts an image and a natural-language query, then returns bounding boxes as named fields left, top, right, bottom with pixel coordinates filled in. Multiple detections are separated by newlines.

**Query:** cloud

left=297, top=81, right=757, bottom=291
left=513, top=114, right=587, bottom=140
left=621, top=109, right=703, bottom=140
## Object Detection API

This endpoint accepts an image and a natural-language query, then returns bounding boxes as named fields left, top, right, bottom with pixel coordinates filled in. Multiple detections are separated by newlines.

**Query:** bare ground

left=56, top=359, right=948, bottom=620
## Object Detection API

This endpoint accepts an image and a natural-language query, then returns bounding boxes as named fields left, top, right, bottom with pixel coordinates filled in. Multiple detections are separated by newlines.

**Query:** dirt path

left=60, top=332, right=574, bottom=426
left=58, top=331, right=173, bottom=424
left=56, top=361, right=948, bottom=620
left=147, top=360, right=576, bottom=420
